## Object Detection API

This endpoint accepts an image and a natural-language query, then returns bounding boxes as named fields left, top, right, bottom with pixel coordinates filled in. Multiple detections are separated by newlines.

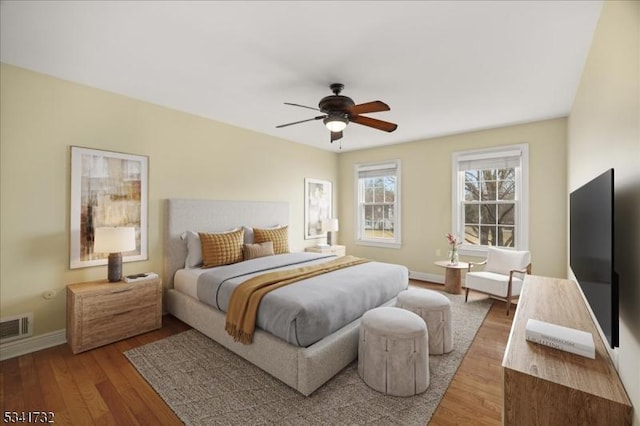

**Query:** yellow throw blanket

left=225, top=255, right=370, bottom=344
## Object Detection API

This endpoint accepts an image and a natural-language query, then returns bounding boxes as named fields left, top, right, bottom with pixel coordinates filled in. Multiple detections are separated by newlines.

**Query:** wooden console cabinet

left=502, top=275, right=632, bottom=425
left=67, top=277, right=162, bottom=354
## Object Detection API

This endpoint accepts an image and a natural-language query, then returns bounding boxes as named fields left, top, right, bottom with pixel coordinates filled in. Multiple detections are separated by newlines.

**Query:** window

left=452, top=144, right=528, bottom=255
left=355, top=160, right=401, bottom=248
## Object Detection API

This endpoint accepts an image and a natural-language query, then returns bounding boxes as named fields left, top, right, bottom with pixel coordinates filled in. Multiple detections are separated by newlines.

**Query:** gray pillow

left=180, top=231, right=203, bottom=268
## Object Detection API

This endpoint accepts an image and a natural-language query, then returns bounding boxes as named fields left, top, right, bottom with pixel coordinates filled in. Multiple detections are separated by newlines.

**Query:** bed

left=163, top=199, right=408, bottom=395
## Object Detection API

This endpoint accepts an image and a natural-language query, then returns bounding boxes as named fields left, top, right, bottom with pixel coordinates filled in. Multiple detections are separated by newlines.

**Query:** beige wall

left=337, top=118, right=567, bottom=279
left=1, top=63, right=568, bottom=343
left=0, top=64, right=338, bottom=336
left=568, top=1, right=640, bottom=422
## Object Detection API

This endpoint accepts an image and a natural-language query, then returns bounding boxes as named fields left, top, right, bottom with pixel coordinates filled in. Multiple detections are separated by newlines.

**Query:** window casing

left=355, top=160, right=401, bottom=248
left=452, top=145, right=528, bottom=255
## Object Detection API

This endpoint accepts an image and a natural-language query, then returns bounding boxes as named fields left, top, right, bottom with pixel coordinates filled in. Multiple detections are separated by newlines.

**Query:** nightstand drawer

left=82, top=283, right=157, bottom=318
left=81, top=304, right=160, bottom=348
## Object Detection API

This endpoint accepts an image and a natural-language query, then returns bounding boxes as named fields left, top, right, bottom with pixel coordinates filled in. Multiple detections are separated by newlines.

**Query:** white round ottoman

left=358, top=307, right=429, bottom=396
left=397, top=288, right=453, bottom=355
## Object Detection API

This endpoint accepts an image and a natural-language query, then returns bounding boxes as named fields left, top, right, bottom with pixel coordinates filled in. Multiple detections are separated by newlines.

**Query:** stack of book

left=525, top=318, right=595, bottom=359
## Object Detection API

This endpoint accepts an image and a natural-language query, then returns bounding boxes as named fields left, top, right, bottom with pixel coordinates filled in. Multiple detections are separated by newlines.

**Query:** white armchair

left=465, top=247, right=531, bottom=315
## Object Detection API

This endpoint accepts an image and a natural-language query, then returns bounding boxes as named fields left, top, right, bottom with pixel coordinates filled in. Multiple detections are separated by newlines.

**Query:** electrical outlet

left=42, top=290, right=56, bottom=300
left=435, top=249, right=442, bottom=257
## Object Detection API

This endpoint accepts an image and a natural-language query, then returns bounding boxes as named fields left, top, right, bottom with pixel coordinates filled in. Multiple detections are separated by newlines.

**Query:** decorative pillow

left=199, top=228, right=245, bottom=268
left=253, top=226, right=289, bottom=254
left=243, top=224, right=280, bottom=244
left=243, top=226, right=254, bottom=244
left=242, top=241, right=274, bottom=260
left=180, top=231, right=203, bottom=268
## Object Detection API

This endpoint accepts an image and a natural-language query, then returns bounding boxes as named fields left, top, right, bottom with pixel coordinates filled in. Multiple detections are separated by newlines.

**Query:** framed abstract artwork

left=304, top=178, right=332, bottom=240
left=70, top=146, right=148, bottom=269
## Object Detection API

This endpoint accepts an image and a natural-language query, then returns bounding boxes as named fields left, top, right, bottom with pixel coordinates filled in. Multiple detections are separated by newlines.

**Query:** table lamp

left=322, top=218, right=339, bottom=246
left=94, top=227, right=136, bottom=282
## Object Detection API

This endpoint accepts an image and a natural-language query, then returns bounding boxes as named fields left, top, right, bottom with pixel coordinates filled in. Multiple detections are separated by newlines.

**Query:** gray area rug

left=125, top=292, right=492, bottom=425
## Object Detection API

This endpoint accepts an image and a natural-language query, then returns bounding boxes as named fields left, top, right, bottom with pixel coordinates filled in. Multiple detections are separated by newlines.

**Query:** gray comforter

left=196, top=252, right=408, bottom=347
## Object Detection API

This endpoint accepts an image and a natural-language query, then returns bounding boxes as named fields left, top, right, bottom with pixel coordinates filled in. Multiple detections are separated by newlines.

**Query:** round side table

left=434, top=260, right=469, bottom=294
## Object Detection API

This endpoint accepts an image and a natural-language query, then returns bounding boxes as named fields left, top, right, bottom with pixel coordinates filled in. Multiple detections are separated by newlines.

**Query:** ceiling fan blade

left=284, top=102, right=321, bottom=112
left=350, top=115, right=398, bottom=132
left=276, top=115, right=325, bottom=128
left=348, top=101, right=390, bottom=115
left=330, top=131, right=343, bottom=143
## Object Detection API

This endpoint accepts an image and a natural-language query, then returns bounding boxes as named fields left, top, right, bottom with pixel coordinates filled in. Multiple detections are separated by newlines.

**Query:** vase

left=448, top=249, right=459, bottom=265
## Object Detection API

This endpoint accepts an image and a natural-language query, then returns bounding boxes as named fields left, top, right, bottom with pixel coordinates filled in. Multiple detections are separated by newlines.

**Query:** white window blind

left=457, top=149, right=522, bottom=171
left=357, top=162, right=398, bottom=177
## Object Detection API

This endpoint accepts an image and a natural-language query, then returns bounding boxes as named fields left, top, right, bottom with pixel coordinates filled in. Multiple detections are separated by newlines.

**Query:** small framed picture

left=304, top=178, right=332, bottom=239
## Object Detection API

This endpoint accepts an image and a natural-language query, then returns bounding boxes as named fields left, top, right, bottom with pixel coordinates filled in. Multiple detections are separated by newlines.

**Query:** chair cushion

left=465, top=271, right=523, bottom=298
left=485, top=247, right=530, bottom=275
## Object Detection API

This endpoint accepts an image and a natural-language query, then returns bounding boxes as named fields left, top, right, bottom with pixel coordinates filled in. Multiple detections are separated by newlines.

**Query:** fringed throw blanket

left=225, top=255, right=371, bottom=344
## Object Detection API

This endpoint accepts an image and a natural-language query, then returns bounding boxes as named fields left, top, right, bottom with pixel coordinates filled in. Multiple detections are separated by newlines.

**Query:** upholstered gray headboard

left=163, top=199, right=290, bottom=289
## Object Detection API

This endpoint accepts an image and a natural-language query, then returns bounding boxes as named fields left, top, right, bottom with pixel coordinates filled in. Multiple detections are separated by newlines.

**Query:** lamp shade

left=324, top=116, right=348, bottom=132
left=94, top=227, right=136, bottom=253
left=322, top=218, right=339, bottom=232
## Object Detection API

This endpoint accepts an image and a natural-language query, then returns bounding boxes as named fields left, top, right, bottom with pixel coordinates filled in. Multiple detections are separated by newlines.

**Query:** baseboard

left=0, top=329, right=67, bottom=361
left=409, top=270, right=444, bottom=284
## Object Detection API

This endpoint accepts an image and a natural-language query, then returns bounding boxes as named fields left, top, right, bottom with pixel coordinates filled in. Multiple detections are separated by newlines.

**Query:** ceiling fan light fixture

left=277, top=84, right=397, bottom=141
left=324, top=115, right=348, bottom=132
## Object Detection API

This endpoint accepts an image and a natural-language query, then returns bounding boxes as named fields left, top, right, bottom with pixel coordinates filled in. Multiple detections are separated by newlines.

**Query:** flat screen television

left=570, top=168, right=618, bottom=348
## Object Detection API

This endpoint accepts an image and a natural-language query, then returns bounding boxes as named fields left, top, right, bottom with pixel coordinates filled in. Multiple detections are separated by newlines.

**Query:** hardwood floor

left=0, top=282, right=513, bottom=425
left=426, top=287, right=514, bottom=425
left=1, top=317, right=190, bottom=425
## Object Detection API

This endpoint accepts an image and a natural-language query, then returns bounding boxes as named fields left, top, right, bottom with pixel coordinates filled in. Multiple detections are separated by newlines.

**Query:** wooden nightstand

left=305, top=245, right=346, bottom=257
left=66, top=276, right=162, bottom=354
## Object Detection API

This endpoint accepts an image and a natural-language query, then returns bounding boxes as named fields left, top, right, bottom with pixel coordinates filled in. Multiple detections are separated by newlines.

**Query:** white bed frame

left=163, top=199, right=396, bottom=396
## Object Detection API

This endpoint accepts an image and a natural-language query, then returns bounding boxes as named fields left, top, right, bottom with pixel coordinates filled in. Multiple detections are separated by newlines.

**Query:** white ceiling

left=0, top=1, right=602, bottom=152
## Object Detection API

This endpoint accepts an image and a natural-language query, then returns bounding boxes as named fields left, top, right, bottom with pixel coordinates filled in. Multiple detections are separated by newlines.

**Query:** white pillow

left=180, top=231, right=203, bottom=268
left=243, top=226, right=254, bottom=245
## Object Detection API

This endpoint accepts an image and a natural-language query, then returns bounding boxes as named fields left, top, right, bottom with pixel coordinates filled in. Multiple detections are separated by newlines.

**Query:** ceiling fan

left=276, top=83, right=398, bottom=145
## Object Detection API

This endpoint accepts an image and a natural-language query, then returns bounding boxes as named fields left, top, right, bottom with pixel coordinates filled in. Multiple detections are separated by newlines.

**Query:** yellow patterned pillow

left=253, top=226, right=289, bottom=254
left=199, top=228, right=244, bottom=268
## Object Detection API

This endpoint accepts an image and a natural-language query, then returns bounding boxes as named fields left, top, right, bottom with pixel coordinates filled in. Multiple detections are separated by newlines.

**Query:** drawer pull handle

left=110, top=288, right=133, bottom=294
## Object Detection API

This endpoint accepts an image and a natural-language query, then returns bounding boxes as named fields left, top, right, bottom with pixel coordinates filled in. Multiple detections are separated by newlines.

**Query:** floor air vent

left=0, top=313, right=33, bottom=343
